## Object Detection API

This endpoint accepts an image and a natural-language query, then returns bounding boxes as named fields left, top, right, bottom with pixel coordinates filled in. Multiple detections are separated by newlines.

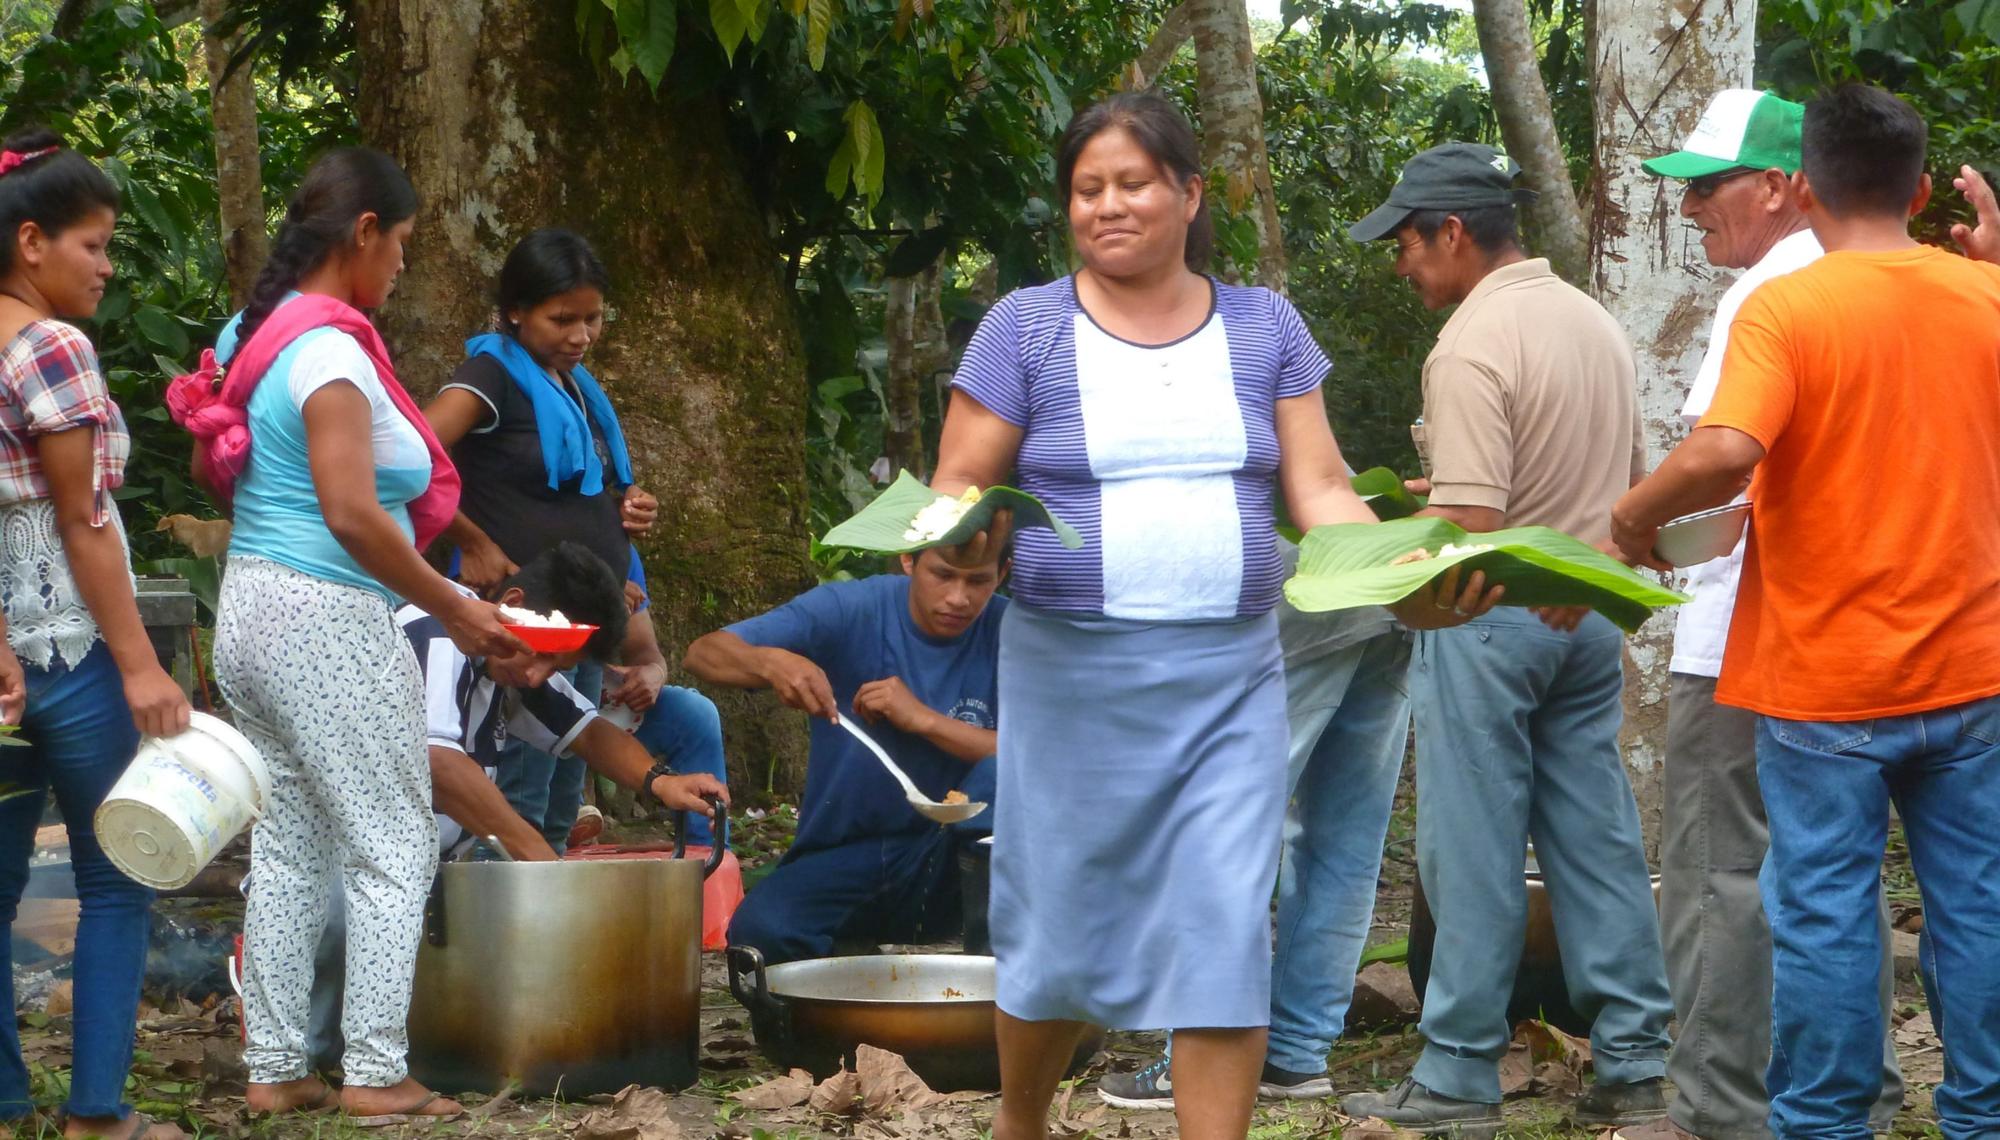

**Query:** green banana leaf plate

left=1286, top=516, right=1688, bottom=634
left=821, top=470, right=1083, bottom=554
left=1351, top=467, right=1426, bottom=520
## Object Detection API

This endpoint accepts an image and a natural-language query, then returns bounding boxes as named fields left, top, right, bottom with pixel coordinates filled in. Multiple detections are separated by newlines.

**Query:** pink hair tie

left=0, top=146, right=59, bottom=177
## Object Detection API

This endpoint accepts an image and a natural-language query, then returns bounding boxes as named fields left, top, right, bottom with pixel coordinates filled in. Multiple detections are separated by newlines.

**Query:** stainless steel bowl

left=1654, top=501, right=1752, bottom=567
left=729, top=950, right=1102, bottom=1090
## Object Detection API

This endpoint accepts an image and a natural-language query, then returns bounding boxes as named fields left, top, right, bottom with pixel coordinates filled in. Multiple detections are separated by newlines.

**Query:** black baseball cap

left=1348, top=142, right=1539, bottom=242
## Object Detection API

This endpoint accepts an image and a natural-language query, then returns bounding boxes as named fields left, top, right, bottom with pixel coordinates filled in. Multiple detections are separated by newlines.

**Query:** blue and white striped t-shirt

left=951, top=276, right=1329, bottom=621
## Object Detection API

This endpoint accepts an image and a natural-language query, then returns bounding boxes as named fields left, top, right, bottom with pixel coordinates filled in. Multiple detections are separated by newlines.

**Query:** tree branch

left=56, top=0, right=197, bottom=36
left=1471, top=0, right=1591, bottom=283
left=1129, top=1, right=1195, bottom=89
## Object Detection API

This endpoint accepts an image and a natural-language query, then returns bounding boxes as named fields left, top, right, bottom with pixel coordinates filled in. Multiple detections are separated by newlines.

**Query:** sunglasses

left=1688, top=167, right=1764, bottom=198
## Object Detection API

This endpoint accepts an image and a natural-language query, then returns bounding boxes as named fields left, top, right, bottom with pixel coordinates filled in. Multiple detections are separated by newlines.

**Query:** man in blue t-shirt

left=684, top=546, right=1007, bottom=964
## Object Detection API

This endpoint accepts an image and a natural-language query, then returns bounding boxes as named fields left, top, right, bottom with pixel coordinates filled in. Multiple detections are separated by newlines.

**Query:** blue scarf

left=465, top=332, right=634, bottom=495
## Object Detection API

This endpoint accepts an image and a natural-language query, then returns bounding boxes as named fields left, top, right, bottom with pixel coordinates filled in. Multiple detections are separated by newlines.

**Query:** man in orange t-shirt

left=1611, top=85, right=2000, bottom=1140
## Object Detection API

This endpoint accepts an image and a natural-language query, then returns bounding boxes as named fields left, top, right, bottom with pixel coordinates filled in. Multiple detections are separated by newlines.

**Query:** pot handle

left=672, top=794, right=731, bottom=880
left=422, top=870, right=447, bottom=948
left=727, top=944, right=787, bottom=1032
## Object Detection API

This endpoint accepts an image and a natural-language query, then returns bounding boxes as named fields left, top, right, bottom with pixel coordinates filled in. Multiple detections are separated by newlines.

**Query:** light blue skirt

left=990, top=603, right=1288, bottom=1029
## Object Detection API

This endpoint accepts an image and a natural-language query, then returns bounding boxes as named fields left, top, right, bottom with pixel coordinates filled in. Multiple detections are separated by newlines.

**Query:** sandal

left=347, top=1091, right=466, bottom=1128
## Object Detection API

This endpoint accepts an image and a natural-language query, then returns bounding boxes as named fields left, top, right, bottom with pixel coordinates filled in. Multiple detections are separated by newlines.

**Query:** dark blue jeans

left=728, top=757, right=996, bottom=965
left=0, top=642, right=147, bottom=1124
left=631, top=686, right=729, bottom=847
left=1759, top=695, right=2000, bottom=1140
left=496, top=660, right=603, bottom=852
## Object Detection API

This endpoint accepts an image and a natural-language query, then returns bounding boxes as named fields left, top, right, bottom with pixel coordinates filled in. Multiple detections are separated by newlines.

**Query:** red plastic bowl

left=502, top=623, right=598, bottom=654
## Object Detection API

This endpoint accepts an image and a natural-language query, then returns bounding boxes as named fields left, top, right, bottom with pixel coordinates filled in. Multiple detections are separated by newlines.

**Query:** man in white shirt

left=1622, top=89, right=1902, bottom=1140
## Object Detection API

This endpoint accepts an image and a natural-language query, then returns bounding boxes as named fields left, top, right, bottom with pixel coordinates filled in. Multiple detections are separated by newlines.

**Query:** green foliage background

left=3, top=0, right=1997, bottom=584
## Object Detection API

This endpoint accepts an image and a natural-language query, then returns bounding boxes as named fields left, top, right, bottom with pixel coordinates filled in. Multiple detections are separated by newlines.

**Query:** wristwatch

left=642, top=759, right=676, bottom=809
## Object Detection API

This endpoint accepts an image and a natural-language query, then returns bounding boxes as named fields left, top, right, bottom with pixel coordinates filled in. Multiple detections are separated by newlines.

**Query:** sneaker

left=1340, top=1078, right=1502, bottom=1139
left=1574, top=1077, right=1668, bottom=1128
left=1098, top=1055, right=1174, bottom=1110
left=1258, top=1061, right=1334, bottom=1100
left=1613, top=1118, right=1701, bottom=1140
left=566, top=805, right=605, bottom=849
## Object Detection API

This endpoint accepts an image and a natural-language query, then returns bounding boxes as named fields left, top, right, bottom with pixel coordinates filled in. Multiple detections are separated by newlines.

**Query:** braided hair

left=237, top=146, right=417, bottom=345
left=0, top=127, right=119, bottom=277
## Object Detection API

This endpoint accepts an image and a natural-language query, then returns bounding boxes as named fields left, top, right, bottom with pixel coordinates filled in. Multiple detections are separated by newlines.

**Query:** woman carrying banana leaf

left=928, top=92, right=1500, bottom=1140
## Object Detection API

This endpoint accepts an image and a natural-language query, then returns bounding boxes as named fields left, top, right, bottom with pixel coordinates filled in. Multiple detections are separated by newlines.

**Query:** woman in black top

left=424, top=228, right=658, bottom=849
left=426, top=229, right=655, bottom=586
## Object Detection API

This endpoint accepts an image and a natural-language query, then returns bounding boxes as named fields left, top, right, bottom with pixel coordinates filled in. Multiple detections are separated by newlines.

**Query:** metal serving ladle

left=834, top=711, right=989, bottom=825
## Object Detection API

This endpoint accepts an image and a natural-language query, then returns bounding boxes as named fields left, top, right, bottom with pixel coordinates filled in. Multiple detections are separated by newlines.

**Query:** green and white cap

left=1643, top=90, right=1804, bottom=179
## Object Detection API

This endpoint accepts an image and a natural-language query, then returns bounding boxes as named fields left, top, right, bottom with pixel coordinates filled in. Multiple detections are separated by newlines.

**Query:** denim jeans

left=1662, top=674, right=1903, bottom=1139
left=630, top=685, right=730, bottom=847
left=728, top=757, right=995, bottom=965
left=1266, top=631, right=1412, bottom=1074
left=0, top=642, right=148, bottom=1124
left=1758, top=695, right=2000, bottom=1140
left=496, top=659, right=603, bottom=852
left=1411, top=608, right=1672, bottom=1103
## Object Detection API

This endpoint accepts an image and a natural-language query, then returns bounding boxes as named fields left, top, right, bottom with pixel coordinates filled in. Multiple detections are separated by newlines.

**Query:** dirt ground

left=8, top=782, right=1947, bottom=1140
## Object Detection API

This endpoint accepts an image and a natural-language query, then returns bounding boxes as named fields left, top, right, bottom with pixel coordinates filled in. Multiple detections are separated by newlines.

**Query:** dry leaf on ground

left=1337, top=1113, right=1423, bottom=1140
left=573, top=1083, right=684, bottom=1140
left=732, top=1068, right=816, bottom=1110
left=857, top=1044, right=944, bottom=1113
left=1501, top=1019, right=1593, bottom=1097
left=809, top=1067, right=862, bottom=1114
left=1894, top=1011, right=1937, bottom=1050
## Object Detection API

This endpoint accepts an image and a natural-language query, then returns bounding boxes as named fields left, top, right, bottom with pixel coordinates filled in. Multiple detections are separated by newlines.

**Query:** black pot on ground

left=958, top=839, right=991, bottom=956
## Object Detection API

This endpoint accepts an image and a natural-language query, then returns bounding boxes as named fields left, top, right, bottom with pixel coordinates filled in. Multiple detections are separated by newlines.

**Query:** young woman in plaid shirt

left=0, top=128, right=190, bottom=1140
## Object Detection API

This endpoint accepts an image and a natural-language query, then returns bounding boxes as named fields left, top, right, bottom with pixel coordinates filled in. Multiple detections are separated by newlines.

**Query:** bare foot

left=244, top=1075, right=337, bottom=1115
left=341, top=1077, right=463, bottom=1123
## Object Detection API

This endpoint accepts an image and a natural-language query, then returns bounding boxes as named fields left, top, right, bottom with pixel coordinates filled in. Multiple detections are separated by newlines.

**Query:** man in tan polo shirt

left=1339, top=143, right=1673, bottom=1139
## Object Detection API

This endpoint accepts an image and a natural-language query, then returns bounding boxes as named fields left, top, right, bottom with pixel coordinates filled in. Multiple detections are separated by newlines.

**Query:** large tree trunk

left=199, top=0, right=267, bottom=310
left=1187, top=0, right=1287, bottom=291
left=882, top=261, right=947, bottom=481
left=1591, top=0, right=1756, bottom=855
left=353, top=0, right=814, bottom=798
left=1472, top=0, right=1589, bottom=283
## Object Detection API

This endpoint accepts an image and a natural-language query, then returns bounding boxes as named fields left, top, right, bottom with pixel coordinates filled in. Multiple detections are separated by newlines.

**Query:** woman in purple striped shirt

left=932, top=93, right=1495, bottom=1140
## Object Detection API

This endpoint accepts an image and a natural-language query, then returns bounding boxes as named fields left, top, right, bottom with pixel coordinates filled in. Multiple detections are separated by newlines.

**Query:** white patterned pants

left=214, top=557, right=438, bottom=1087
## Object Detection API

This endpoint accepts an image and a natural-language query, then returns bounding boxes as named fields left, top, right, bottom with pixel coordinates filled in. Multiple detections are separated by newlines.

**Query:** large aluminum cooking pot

left=728, top=948, right=1104, bottom=1091
left=408, top=801, right=727, bottom=1096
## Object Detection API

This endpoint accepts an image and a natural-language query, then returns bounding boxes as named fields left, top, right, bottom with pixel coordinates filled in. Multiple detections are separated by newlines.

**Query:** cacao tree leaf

left=711, top=0, right=750, bottom=61
left=825, top=136, right=856, bottom=196
left=629, top=0, right=677, bottom=87
left=806, top=0, right=836, bottom=70
left=741, top=0, right=771, bottom=43
left=840, top=99, right=885, bottom=204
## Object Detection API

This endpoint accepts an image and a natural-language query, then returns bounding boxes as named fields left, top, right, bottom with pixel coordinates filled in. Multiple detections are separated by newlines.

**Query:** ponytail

left=238, top=146, right=417, bottom=345
left=0, top=127, right=119, bottom=276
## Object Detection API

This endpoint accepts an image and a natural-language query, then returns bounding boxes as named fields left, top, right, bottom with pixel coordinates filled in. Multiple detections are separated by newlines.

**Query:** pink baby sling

left=166, top=294, right=459, bottom=549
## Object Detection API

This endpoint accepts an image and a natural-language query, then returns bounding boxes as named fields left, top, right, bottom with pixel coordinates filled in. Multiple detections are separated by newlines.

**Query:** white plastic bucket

left=94, top=712, right=271, bottom=890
